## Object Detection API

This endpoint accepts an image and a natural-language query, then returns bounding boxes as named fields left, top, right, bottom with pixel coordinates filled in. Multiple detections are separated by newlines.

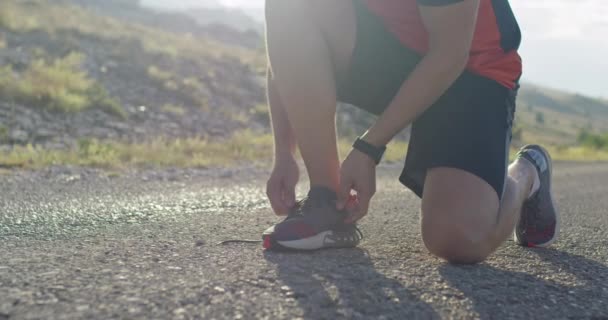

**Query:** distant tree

left=578, top=129, right=608, bottom=149
left=511, top=126, right=523, bottom=143
left=535, top=112, right=545, bottom=125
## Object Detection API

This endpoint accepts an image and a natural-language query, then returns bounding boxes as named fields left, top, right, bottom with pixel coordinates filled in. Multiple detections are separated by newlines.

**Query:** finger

left=345, top=193, right=359, bottom=211
left=336, top=177, right=352, bottom=210
left=267, top=181, right=288, bottom=216
left=346, top=190, right=371, bottom=223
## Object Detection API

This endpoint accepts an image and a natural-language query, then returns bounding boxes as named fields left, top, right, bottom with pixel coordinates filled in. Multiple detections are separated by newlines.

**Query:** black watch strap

left=353, top=137, right=386, bottom=165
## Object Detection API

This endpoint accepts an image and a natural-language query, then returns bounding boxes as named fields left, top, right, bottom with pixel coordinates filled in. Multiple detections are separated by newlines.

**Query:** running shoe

left=262, top=186, right=362, bottom=251
left=514, top=145, right=560, bottom=247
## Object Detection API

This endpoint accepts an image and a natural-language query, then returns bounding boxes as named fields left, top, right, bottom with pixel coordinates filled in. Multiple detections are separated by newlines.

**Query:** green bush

left=249, top=104, right=270, bottom=126
left=535, top=112, right=545, bottom=124
left=577, top=130, right=608, bottom=149
left=0, top=53, right=123, bottom=116
left=87, top=84, right=127, bottom=118
left=0, top=125, right=8, bottom=143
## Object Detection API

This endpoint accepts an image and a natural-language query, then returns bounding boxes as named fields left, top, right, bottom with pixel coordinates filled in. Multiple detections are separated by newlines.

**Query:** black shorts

left=337, top=0, right=517, bottom=199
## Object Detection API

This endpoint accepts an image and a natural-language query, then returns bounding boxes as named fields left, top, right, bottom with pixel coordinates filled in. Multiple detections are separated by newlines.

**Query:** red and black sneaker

left=514, top=145, right=560, bottom=247
left=262, top=186, right=362, bottom=251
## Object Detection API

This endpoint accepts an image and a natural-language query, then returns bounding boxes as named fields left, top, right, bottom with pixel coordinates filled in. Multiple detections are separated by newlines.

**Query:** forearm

left=362, top=51, right=468, bottom=146
left=268, top=75, right=297, bottom=158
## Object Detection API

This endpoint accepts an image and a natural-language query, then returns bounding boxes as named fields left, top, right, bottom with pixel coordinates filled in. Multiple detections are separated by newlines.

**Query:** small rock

left=219, top=170, right=234, bottom=179
left=213, top=286, right=225, bottom=293
left=9, top=129, right=28, bottom=144
left=16, top=114, right=34, bottom=128
left=173, top=308, right=187, bottom=315
left=62, top=175, right=81, bottom=183
left=34, top=128, right=55, bottom=140
left=76, top=305, right=89, bottom=312
left=107, top=121, right=129, bottom=132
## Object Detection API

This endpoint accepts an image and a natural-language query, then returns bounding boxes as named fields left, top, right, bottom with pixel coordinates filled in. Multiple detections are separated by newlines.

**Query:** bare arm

left=267, top=72, right=297, bottom=159
left=361, top=0, right=480, bottom=147
left=265, top=71, right=300, bottom=216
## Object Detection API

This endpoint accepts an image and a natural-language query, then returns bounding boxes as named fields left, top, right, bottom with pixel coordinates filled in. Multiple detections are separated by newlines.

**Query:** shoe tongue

left=307, top=186, right=338, bottom=204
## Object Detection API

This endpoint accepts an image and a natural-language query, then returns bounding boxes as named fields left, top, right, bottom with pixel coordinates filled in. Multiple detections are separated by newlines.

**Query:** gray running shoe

left=262, top=186, right=362, bottom=251
left=514, top=145, right=560, bottom=247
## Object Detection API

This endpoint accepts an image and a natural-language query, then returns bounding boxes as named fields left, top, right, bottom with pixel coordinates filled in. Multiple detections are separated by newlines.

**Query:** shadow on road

left=264, top=248, right=439, bottom=319
left=439, top=248, right=608, bottom=318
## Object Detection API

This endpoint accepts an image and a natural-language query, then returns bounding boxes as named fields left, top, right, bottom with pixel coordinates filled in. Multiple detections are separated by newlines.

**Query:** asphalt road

left=1, top=163, right=607, bottom=320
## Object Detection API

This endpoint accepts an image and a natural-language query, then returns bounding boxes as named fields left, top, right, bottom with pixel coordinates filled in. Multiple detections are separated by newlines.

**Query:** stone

left=34, top=128, right=56, bottom=140
left=15, top=114, right=33, bottom=129
left=9, top=129, right=28, bottom=144
left=106, top=121, right=130, bottom=132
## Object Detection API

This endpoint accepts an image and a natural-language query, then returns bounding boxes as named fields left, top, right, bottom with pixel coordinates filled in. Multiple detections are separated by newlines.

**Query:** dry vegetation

left=1, top=0, right=608, bottom=169
left=0, top=53, right=123, bottom=116
left=0, top=0, right=262, bottom=66
left=0, top=131, right=410, bottom=169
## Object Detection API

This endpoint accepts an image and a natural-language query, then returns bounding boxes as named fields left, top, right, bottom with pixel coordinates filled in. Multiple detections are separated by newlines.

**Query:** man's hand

left=336, top=149, right=377, bottom=223
left=266, top=155, right=300, bottom=216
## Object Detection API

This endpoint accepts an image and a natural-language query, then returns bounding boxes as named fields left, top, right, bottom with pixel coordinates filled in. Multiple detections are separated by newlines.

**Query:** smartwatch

left=353, top=137, right=386, bottom=165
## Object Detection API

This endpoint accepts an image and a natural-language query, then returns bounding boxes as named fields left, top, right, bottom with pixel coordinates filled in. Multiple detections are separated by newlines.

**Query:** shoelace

left=290, top=196, right=320, bottom=215
left=217, top=198, right=312, bottom=245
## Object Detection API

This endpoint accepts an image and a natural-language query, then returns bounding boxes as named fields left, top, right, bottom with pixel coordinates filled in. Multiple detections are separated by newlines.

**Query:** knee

left=421, top=211, right=493, bottom=265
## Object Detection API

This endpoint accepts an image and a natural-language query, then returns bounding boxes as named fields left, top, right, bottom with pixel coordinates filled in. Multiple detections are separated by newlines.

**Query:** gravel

left=0, top=163, right=607, bottom=319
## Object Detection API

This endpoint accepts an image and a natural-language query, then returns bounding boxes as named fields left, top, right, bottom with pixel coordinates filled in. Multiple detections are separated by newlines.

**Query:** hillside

left=0, top=0, right=267, bottom=149
left=515, top=84, right=608, bottom=145
left=0, top=0, right=607, bottom=153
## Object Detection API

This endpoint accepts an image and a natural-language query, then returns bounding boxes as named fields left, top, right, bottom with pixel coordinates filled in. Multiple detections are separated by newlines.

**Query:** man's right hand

left=266, top=155, right=300, bottom=216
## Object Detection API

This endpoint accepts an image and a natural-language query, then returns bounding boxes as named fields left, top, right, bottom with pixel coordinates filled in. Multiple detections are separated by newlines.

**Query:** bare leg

left=421, top=158, right=536, bottom=264
left=265, top=0, right=356, bottom=191
left=487, top=159, right=537, bottom=247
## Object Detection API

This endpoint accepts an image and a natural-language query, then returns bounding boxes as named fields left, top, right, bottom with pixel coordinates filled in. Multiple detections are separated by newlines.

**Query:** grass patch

left=508, top=146, right=608, bottom=162
left=160, top=104, right=186, bottom=116
left=0, top=125, right=8, bottom=143
left=147, top=65, right=210, bottom=110
left=0, top=131, right=274, bottom=169
left=0, top=131, right=408, bottom=169
left=3, top=131, right=607, bottom=170
left=0, top=52, right=124, bottom=116
left=546, top=146, right=608, bottom=162
left=0, top=0, right=264, bottom=68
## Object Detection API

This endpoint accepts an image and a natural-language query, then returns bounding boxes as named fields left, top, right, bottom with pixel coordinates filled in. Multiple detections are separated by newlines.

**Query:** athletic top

left=364, top=0, right=522, bottom=89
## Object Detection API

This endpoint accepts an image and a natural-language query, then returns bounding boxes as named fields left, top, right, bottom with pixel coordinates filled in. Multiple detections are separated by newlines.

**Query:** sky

left=150, top=0, right=608, bottom=98
left=510, top=0, right=608, bottom=98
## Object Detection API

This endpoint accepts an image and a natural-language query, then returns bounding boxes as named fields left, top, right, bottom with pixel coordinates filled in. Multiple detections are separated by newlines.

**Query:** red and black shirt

left=364, top=0, right=522, bottom=89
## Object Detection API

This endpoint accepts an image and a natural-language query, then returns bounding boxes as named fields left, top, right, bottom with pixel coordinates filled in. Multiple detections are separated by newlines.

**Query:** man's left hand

left=336, top=149, right=377, bottom=223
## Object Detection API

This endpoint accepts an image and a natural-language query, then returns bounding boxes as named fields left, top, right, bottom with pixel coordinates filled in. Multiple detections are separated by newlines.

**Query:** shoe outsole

left=263, top=230, right=359, bottom=251
left=514, top=145, right=560, bottom=248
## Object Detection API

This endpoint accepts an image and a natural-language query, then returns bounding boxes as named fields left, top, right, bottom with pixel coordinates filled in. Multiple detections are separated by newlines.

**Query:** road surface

left=1, top=163, right=607, bottom=319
